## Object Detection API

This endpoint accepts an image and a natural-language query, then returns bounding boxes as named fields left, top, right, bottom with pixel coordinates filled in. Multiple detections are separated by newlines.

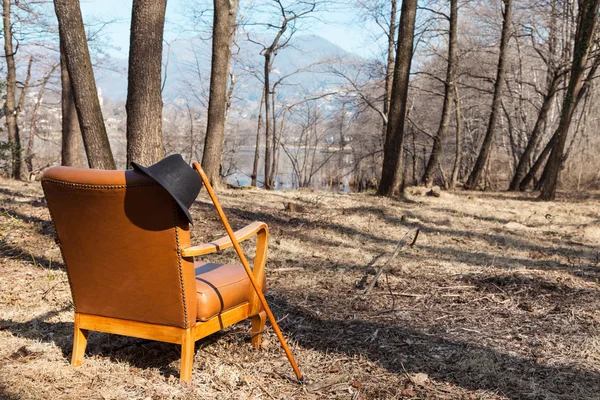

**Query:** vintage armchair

left=41, top=166, right=268, bottom=382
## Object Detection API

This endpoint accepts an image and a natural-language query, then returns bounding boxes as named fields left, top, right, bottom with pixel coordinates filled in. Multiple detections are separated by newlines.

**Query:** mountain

left=94, top=34, right=357, bottom=106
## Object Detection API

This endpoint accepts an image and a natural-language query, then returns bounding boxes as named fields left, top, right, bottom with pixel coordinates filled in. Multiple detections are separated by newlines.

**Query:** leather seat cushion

left=195, top=261, right=253, bottom=321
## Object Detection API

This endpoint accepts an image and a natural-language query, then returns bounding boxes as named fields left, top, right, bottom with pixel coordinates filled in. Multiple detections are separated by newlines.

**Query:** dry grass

left=1, top=178, right=600, bottom=399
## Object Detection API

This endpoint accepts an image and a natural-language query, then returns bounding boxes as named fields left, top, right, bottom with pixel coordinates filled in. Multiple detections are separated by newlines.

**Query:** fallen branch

left=306, top=375, right=348, bottom=393
left=364, top=229, right=420, bottom=295
left=355, top=252, right=386, bottom=289
left=381, top=292, right=423, bottom=297
left=272, top=267, right=304, bottom=272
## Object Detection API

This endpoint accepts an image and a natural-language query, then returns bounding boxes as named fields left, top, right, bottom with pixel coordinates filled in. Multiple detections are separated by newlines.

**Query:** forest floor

left=1, top=177, right=600, bottom=400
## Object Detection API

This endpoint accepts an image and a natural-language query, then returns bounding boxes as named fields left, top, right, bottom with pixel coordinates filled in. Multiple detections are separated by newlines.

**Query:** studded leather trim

left=41, top=178, right=159, bottom=190
left=172, top=203, right=189, bottom=328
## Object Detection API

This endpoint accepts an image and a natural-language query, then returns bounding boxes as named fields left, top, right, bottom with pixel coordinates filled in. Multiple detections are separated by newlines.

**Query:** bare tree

left=247, top=0, right=318, bottom=189
left=422, top=0, right=459, bottom=187
left=355, top=0, right=398, bottom=139
left=508, top=71, right=562, bottom=190
left=25, top=63, right=59, bottom=175
left=449, top=83, right=462, bottom=189
left=519, top=50, right=600, bottom=191
left=3, top=0, right=23, bottom=179
left=464, top=0, right=513, bottom=190
left=251, top=91, right=265, bottom=187
left=384, top=0, right=397, bottom=128
left=539, top=0, right=600, bottom=200
left=201, top=0, right=239, bottom=187
left=377, top=0, right=418, bottom=196
left=281, top=101, right=335, bottom=188
left=126, top=0, right=167, bottom=167
left=53, top=0, right=115, bottom=170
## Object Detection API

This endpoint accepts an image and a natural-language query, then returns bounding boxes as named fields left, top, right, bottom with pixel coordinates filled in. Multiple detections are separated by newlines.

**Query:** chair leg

left=180, top=328, right=194, bottom=382
left=71, top=313, right=89, bottom=366
left=251, top=311, right=266, bottom=349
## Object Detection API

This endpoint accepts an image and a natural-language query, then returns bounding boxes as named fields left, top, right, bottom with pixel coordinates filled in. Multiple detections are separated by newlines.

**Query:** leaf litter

left=1, top=178, right=600, bottom=399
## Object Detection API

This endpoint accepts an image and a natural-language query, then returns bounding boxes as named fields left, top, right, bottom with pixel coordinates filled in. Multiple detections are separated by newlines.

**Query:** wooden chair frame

left=71, top=221, right=269, bottom=382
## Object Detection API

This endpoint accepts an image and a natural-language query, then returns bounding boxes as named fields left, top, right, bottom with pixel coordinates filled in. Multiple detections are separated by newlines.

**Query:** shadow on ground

left=1, top=308, right=246, bottom=381
left=269, top=295, right=600, bottom=400
left=4, top=290, right=599, bottom=400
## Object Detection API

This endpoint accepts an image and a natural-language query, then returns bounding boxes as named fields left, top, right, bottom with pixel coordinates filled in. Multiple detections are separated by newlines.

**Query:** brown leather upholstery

left=42, top=166, right=265, bottom=329
left=196, top=262, right=249, bottom=321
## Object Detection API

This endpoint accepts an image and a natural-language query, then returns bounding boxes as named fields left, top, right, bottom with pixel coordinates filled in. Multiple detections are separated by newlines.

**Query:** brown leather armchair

left=42, top=166, right=268, bottom=382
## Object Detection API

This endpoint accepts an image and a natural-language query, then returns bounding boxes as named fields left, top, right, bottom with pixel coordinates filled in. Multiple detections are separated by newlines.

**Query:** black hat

left=131, top=154, right=202, bottom=224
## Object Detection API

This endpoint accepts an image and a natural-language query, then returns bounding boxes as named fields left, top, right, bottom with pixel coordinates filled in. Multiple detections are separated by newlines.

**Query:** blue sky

left=79, top=0, right=381, bottom=59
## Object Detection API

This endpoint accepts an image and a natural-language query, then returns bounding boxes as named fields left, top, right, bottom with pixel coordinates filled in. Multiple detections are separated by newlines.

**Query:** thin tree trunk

left=53, top=0, right=115, bottom=170
left=501, top=99, right=518, bottom=171
left=17, top=56, right=34, bottom=116
left=465, top=0, right=512, bottom=190
left=272, top=107, right=290, bottom=188
left=450, top=83, right=463, bottom=190
left=202, top=0, right=239, bottom=186
left=251, top=91, right=265, bottom=187
left=377, top=0, right=418, bottom=196
left=411, top=129, right=417, bottom=185
left=26, top=64, right=59, bottom=175
left=185, top=104, right=196, bottom=163
left=3, top=0, right=21, bottom=179
left=422, top=0, right=458, bottom=187
left=224, top=67, right=236, bottom=124
left=60, top=41, right=85, bottom=168
left=263, top=53, right=273, bottom=189
left=508, top=72, right=561, bottom=190
left=540, top=0, right=600, bottom=201
left=126, top=0, right=167, bottom=168
left=382, top=0, right=397, bottom=140
left=269, top=90, right=278, bottom=188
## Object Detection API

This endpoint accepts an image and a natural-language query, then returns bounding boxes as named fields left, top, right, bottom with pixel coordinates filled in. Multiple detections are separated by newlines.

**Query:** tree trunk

left=60, top=42, right=85, bottom=168
left=53, top=0, right=115, bottom=170
left=126, top=0, right=167, bottom=168
left=251, top=91, right=265, bottom=187
left=201, top=0, right=238, bottom=186
left=540, top=0, right=600, bottom=200
left=450, top=83, right=463, bottom=190
left=377, top=0, right=418, bottom=196
left=382, top=0, right=397, bottom=139
left=464, top=0, right=512, bottom=190
left=263, top=53, right=273, bottom=189
left=26, top=64, right=59, bottom=175
left=269, top=90, right=278, bottom=188
left=508, top=72, right=560, bottom=190
left=17, top=56, right=34, bottom=117
left=422, top=0, right=458, bottom=187
left=3, top=0, right=21, bottom=179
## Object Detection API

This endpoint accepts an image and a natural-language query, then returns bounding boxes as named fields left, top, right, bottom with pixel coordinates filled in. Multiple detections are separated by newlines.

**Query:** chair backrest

left=42, top=167, right=197, bottom=328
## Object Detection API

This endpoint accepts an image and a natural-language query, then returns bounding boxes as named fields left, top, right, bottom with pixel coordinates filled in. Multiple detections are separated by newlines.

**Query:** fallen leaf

left=410, top=373, right=429, bottom=387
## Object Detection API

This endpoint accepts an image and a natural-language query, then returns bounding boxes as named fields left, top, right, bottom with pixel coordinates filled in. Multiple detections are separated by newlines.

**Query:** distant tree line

left=1, top=0, right=599, bottom=202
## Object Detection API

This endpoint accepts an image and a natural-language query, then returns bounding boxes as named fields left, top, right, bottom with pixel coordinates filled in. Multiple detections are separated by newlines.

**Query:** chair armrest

left=181, top=221, right=268, bottom=257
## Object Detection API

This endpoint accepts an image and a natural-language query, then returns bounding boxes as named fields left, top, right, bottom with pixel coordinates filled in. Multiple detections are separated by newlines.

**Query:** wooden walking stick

left=192, top=162, right=304, bottom=383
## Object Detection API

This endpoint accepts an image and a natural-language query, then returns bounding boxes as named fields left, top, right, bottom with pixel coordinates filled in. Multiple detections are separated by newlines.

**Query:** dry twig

left=364, top=229, right=420, bottom=295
